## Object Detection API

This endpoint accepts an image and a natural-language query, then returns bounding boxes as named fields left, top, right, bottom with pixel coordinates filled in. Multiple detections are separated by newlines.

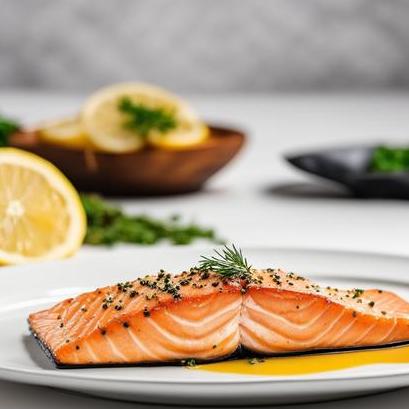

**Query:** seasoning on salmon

left=28, top=269, right=242, bottom=366
left=28, top=246, right=409, bottom=367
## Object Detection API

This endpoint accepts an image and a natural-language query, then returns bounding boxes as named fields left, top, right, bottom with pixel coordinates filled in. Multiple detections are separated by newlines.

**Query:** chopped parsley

left=81, top=194, right=221, bottom=246
left=118, top=97, right=177, bottom=138
left=181, top=358, right=197, bottom=367
left=370, top=146, right=409, bottom=173
left=0, top=114, right=20, bottom=146
left=248, top=357, right=265, bottom=365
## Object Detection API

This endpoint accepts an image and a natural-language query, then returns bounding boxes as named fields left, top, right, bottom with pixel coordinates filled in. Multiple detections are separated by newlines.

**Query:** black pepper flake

left=76, top=345, right=80, bottom=350
left=123, top=322, right=130, bottom=328
left=179, top=280, right=190, bottom=286
left=114, top=305, right=123, bottom=311
left=129, top=290, right=138, bottom=298
left=368, top=301, right=375, bottom=308
left=381, top=311, right=387, bottom=315
left=212, top=282, right=219, bottom=287
left=143, top=307, right=151, bottom=317
left=200, top=271, right=210, bottom=280
left=80, top=307, right=87, bottom=312
left=352, top=311, right=357, bottom=318
left=59, top=323, right=64, bottom=328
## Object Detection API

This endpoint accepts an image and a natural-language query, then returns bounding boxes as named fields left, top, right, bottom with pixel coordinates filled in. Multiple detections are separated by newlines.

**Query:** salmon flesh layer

left=28, top=268, right=409, bottom=366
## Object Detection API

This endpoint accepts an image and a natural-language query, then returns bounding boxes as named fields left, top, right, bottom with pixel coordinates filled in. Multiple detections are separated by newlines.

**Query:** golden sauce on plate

left=195, top=345, right=409, bottom=376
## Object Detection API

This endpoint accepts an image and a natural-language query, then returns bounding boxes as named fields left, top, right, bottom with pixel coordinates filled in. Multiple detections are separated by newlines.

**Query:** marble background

left=1, top=0, right=409, bottom=93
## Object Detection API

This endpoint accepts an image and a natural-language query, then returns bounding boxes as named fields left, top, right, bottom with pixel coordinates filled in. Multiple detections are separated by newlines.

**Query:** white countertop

left=1, top=91, right=409, bottom=408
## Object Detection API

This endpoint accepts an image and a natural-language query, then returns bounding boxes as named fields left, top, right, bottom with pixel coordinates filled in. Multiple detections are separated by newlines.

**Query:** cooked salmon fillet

left=241, top=270, right=409, bottom=353
left=29, top=268, right=409, bottom=366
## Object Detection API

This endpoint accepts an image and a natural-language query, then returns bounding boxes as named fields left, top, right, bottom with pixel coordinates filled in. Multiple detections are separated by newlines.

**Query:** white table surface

left=1, top=90, right=409, bottom=408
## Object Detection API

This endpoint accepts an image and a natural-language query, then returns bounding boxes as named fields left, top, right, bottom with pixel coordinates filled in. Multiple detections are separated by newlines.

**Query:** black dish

left=285, top=145, right=409, bottom=199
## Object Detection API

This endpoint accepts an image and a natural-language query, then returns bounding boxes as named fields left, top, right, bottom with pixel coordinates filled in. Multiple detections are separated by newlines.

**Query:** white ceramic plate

left=1, top=247, right=409, bottom=406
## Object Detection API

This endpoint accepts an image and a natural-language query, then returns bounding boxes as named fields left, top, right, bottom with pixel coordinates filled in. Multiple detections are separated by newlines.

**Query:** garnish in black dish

left=370, top=146, right=409, bottom=173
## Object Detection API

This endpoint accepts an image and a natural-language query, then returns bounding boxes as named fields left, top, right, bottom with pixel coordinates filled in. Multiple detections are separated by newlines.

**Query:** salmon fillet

left=28, top=268, right=409, bottom=366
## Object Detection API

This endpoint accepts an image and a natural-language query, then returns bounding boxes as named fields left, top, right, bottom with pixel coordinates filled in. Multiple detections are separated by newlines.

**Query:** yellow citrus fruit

left=147, top=122, right=210, bottom=150
left=0, top=148, right=86, bottom=264
left=81, top=82, right=203, bottom=153
left=37, top=117, right=91, bottom=150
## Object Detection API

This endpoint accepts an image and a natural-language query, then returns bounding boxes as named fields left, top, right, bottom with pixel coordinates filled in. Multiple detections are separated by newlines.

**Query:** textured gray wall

left=1, top=0, right=409, bottom=93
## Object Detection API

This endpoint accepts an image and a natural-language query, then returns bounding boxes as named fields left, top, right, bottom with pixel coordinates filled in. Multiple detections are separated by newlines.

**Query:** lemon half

left=0, top=148, right=86, bottom=264
left=81, top=83, right=207, bottom=153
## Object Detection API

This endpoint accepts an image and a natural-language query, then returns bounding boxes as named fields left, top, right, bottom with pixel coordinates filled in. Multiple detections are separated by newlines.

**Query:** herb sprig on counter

left=81, top=194, right=220, bottom=246
left=198, top=244, right=252, bottom=280
left=118, top=97, right=177, bottom=138
left=0, top=114, right=20, bottom=146
left=370, top=146, right=409, bottom=173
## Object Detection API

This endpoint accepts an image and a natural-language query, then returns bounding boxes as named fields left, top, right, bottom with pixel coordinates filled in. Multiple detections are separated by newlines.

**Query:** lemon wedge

left=0, top=148, right=86, bottom=265
left=37, top=117, right=91, bottom=150
left=81, top=82, right=204, bottom=153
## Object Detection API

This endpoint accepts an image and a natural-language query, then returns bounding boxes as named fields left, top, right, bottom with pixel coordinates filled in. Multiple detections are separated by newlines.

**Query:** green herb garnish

left=352, top=288, right=364, bottom=299
left=181, top=358, right=197, bottom=367
left=118, top=97, right=177, bottom=138
left=248, top=357, right=265, bottom=365
left=370, top=146, right=409, bottom=173
left=81, top=194, right=220, bottom=246
left=0, top=114, right=20, bottom=146
left=198, top=244, right=252, bottom=280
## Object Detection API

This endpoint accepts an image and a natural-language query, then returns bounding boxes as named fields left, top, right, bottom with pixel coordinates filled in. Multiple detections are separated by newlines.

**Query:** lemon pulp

left=0, top=148, right=85, bottom=264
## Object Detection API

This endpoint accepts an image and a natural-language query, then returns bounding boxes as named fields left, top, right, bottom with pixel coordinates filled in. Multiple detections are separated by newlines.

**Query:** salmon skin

left=28, top=268, right=409, bottom=367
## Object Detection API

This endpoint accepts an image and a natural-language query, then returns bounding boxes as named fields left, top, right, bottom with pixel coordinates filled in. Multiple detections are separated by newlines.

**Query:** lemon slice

left=37, top=117, right=91, bottom=150
left=81, top=82, right=201, bottom=153
left=0, top=148, right=86, bottom=265
left=148, top=122, right=210, bottom=150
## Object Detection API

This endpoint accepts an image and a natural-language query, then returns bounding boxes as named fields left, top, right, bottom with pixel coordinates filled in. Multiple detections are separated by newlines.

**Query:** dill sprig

left=198, top=244, right=252, bottom=280
left=0, top=114, right=20, bottom=146
left=118, top=97, right=177, bottom=138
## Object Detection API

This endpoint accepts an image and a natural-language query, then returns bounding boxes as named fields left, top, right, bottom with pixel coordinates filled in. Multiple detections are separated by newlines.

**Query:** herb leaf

left=118, top=97, right=177, bottom=138
left=370, top=146, right=409, bottom=173
left=81, top=194, right=220, bottom=246
left=0, top=114, right=20, bottom=146
left=198, top=244, right=252, bottom=279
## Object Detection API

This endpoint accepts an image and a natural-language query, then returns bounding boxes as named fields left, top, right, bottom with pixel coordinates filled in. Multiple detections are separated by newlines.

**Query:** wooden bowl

left=10, top=126, right=245, bottom=196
